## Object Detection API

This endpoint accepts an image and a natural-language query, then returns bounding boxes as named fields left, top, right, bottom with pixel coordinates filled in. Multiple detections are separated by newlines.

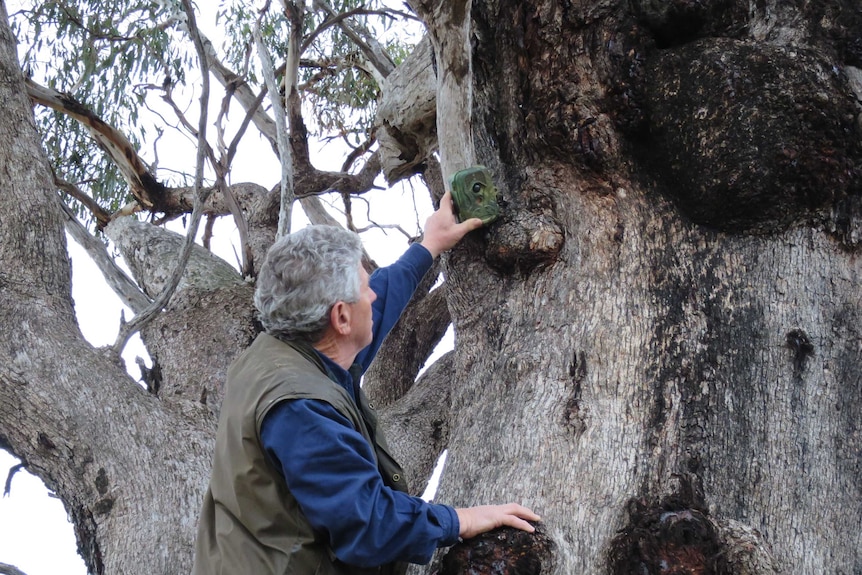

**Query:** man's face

left=349, top=264, right=376, bottom=350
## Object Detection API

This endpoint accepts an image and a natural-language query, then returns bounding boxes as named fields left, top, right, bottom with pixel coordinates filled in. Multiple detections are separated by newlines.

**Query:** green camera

left=449, top=165, right=501, bottom=225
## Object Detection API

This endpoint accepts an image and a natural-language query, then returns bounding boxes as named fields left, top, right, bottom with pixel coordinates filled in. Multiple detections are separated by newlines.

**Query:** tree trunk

left=425, top=0, right=862, bottom=573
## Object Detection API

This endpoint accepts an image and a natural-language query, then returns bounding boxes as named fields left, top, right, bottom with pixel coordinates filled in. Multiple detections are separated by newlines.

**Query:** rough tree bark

left=1, top=0, right=861, bottom=574
left=407, top=0, right=862, bottom=573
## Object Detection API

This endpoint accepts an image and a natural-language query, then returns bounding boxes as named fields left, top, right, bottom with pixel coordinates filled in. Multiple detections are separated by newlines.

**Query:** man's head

left=255, top=225, right=364, bottom=343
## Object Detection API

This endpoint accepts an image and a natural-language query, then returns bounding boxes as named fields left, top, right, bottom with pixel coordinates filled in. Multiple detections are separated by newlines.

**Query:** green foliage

left=9, top=0, right=419, bottom=221
left=10, top=0, right=193, bottom=215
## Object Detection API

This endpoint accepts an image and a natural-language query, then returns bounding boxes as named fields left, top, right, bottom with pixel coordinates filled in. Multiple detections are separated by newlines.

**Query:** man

left=193, top=192, right=539, bottom=574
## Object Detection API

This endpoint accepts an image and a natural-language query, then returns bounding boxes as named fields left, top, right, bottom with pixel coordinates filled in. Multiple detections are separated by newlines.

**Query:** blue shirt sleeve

left=354, top=242, right=434, bottom=371
left=260, top=399, right=460, bottom=567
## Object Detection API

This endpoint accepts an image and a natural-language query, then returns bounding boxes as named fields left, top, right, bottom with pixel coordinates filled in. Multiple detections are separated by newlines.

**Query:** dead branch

left=25, top=78, right=170, bottom=211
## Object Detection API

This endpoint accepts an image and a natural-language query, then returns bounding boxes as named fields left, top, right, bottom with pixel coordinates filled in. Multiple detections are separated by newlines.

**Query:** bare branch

left=26, top=78, right=169, bottom=212
left=340, top=135, right=375, bottom=172
left=200, top=33, right=278, bottom=147
left=53, top=174, right=112, bottom=228
left=409, top=0, right=475, bottom=179
left=57, top=197, right=151, bottom=313
left=200, top=30, right=386, bottom=208
left=255, top=1, right=296, bottom=238
left=211, top=62, right=256, bottom=277
left=299, top=196, right=342, bottom=227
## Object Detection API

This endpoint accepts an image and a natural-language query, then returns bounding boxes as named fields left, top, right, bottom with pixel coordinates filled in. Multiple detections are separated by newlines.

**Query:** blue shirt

left=260, top=243, right=460, bottom=567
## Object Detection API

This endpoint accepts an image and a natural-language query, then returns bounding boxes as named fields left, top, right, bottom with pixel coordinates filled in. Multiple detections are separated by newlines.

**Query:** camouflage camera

left=449, top=165, right=501, bottom=225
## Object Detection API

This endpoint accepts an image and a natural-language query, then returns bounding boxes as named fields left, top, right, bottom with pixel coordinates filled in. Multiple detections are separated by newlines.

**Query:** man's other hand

left=455, top=503, right=541, bottom=539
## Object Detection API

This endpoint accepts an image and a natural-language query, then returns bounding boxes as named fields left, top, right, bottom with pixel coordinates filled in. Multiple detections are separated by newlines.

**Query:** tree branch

left=53, top=174, right=113, bottom=229
left=365, top=276, right=449, bottom=408
left=255, top=1, right=297, bottom=238
left=25, top=78, right=171, bottom=211
left=213, top=86, right=255, bottom=277
left=408, top=0, right=475, bottom=179
left=378, top=352, right=454, bottom=493
left=200, top=32, right=279, bottom=148
left=57, top=196, right=151, bottom=313
left=0, top=562, right=28, bottom=575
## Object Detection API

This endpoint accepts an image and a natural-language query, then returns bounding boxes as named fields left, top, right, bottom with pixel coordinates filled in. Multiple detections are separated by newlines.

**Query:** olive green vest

left=193, top=333, right=408, bottom=575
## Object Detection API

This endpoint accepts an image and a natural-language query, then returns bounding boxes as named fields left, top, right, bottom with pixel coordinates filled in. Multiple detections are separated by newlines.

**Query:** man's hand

left=455, top=503, right=541, bottom=539
left=420, top=191, right=484, bottom=258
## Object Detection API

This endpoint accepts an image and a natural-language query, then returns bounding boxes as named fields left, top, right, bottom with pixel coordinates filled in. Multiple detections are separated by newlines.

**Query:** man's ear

left=330, top=301, right=352, bottom=336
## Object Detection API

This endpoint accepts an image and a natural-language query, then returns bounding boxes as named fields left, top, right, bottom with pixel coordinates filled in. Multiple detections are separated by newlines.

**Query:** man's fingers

left=503, top=503, right=541, bottom=526
left=505, top=516, right=536, bottom=533
left=461, top=217, right=485, bottom=232
left=439, top=190, right=454, bottom=211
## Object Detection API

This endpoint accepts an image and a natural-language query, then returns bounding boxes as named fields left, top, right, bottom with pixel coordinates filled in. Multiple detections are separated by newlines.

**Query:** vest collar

left=276, top=335, right=362, bottom=403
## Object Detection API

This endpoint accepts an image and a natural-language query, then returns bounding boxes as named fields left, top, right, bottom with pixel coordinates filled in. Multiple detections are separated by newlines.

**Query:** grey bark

left=428, top=0, right=862, bottom=573
left=0, top=8, right=214, bottom=575
left=376, top=35, right=438, bottom=183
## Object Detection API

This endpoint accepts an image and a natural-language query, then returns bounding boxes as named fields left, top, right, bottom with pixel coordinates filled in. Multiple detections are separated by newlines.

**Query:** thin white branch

left=413, top=0, right=475, bottom=180
left=254, top=5, right=297, bottom=238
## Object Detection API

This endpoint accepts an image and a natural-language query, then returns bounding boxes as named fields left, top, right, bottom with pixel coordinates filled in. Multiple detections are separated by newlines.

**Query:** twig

left=3, top=463, right=24, bottom=497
